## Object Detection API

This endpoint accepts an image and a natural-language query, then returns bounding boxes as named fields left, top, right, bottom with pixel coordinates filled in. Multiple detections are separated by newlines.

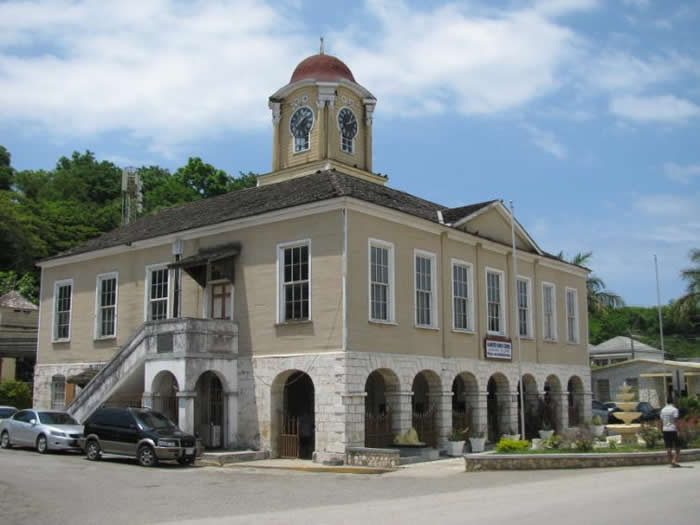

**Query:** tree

left=0, top=145, right=13, bottom=190
left=174, top=157, right=256, bottom=199
left=0, top=271, right=38, bottom=303
left=557, top=251, right=624, bottom=313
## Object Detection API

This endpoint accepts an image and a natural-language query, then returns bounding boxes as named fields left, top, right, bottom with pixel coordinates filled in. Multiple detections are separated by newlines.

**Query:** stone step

left=197, top=450, right=270, bottom=466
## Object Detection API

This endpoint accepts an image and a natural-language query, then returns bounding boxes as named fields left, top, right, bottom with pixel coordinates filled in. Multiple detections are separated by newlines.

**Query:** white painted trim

left=368, top=238, right=396, bottom=323
left=484, top=267, right=506, bottom=336
left=414, top=249, right=438, bottom=329
left=516, top=275, right=534, bottom=339
left=144, top=263, right=171, bottom=323
left=565, top=287, right=579, bottom=344
left=269, top=77, right=376, bottom=104
left=51, top=278, right=73, bottom=343
left=450, top=201, right=498, bottom=228
left=276, top=238, right=312, bottom=323
left=542, top=281, right=558, bottom=342
left=342, top=208, right=348, bottom=351
left=94, top=271, right=119, bottom=340
left=35, top=267, right=43, bottom=364
left=451, top=258, right=474, bottom=333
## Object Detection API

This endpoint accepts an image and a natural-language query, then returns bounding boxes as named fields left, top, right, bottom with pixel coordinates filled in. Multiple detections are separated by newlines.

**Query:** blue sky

left=1, top=0, right=698, bottom=306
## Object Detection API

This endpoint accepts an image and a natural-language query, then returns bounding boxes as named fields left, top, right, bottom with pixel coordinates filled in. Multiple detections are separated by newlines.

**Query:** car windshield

left=133, top=410, right=176, bottom=431
left=38, top=412, right=79, bottom=425
left=0, top=408, right=17, bottom=418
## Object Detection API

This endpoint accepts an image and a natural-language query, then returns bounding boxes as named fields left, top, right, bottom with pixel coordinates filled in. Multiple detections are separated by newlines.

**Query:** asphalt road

left=1, top=448, right=698, bottom=525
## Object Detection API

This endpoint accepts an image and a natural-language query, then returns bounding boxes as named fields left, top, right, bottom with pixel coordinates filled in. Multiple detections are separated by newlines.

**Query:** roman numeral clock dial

left=338, top=107, right=357, bottom=153
left=290, top=106, right=314, bottom=152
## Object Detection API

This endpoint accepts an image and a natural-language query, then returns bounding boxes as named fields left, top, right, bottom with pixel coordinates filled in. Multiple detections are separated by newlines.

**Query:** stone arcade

left=34, top=50, right=592, bottom=463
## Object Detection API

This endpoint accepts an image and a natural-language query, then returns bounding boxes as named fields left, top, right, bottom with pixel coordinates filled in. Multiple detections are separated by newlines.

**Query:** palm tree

left=556, top=251, right=624, bottom=313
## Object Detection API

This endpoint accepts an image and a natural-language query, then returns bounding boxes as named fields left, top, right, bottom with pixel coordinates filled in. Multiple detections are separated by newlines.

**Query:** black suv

left=80, top=407, right=201, bottom=467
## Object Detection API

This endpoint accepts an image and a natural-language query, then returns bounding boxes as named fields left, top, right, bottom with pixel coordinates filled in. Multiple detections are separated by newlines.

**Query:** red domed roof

left=290, top=54, right=355, bottom=84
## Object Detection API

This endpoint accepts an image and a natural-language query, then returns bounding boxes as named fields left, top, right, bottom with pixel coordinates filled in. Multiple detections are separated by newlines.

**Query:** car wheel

left=36, top=434, right=49, bottom=454
left=137, top=445, right=157, bottom=467
left=85, top=439, right=101, bottom=461
left=177, top=456, right=194, bottom=466
left=0, top=431, right=11, bottom=449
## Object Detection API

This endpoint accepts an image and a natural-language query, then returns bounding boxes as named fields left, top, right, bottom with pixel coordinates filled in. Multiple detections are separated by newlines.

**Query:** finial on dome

left=320, top=36, right=324, bottom=55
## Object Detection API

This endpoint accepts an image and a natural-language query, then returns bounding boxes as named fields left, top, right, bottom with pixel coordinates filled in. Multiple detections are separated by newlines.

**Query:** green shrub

left=678, top=397, right=700, bottom=418
left=639, top=424, right=662, bottom=449
left=592, top=415, right=602, bottom=426
left=495, top=438, right=531, bottom=453
left=0, top=379, right=32, bottom=409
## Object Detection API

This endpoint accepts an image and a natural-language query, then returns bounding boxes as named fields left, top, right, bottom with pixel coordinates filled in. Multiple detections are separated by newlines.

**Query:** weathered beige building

left=34, top=52, right=591, bottom=463
left=0, top=291, right=37, bottom=383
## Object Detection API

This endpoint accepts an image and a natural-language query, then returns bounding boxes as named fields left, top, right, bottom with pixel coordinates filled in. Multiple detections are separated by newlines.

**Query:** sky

left=0, top=0, right=698, bottom=306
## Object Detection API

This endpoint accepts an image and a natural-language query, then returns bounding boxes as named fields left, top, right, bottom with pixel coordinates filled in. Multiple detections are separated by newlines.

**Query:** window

left=210, top=283, right=232, bottom=320
left=369, top=239, right=394, bottom=322
left=53, top=279, right=73, bottom=341
left=51, top=375, right=66, bottom=410
left=566, top=287, right=579, bottom=343
left=486, top=269, right=505, bottom=335
left=341, top=135, right=353, bottom=153
left=146, top=265, right=169, bottom=321
left=595, top=379, right=611, bottom=402
left=414, top=250, right=437, bottom=328
left=95, top=273, right=118, bottom=338
left=278, top=240, right=310, bottom=322
left=517, top=277, right=532, bottom=337
left=452, top=260, right=473, bottom=331
left=542, top=282, right=557, bottom=341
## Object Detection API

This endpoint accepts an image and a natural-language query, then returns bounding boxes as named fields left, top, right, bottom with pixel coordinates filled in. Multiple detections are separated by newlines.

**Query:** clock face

left=290, top=106, right=314, bottom=138
left=338, top=107, right=358, bottom=139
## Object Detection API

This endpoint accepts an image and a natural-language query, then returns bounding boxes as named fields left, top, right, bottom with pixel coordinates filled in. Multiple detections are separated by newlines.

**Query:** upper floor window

left=452, top=260, right=473, bottom=332
left=415, top=250, right=437, bottom=328
left=96, top=273, right=118, bottom=339
left=290, top=106, right=314, bottom=153
left=338, top=107, right=358, bottom=154
left=278, top=240, right=310, bottom=322
left=566, top=287, right=579, bottom=343
left=486, top=268, right=505, bottom=335
left=542, top=282, right=557, bottom=341
left=146, top=265, right=169, bottom=321
left=369, top=239, right=394, bottom=322
left=517, top=277, right=532, bottom=337
left=53, top=279, right=73, bottom=342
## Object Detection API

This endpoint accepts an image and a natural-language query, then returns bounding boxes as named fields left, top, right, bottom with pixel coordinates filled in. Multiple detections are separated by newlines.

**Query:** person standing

left=660, top=398, right=680, bottom=467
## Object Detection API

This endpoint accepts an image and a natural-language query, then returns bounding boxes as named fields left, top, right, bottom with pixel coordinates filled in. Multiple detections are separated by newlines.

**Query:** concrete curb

left=464, top=448, right=700, bottom=471
left=222, top=463, right=392, bottom=474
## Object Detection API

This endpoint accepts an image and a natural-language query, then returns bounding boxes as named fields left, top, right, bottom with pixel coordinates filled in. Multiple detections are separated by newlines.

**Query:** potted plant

left=446, top=428, right=467, bottom=457
left=538, top=420, right=554, bottom=440
left=591, top=415, right=605, bottom=437
left=469, top=427, right=487, bottom=453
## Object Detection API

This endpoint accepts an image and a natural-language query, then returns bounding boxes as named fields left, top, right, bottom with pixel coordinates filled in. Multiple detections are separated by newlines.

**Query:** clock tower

left=259, top=49, right=385, bottom=186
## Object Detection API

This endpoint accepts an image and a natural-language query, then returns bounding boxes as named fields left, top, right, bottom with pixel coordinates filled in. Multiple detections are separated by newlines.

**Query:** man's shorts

left=663, top=431, right=679, bottom=449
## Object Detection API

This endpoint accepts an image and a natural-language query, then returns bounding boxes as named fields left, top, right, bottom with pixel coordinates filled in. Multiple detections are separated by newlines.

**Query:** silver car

left=0, top=406, right=17, bottom=423
left=0, top=409, right=83, bottom=453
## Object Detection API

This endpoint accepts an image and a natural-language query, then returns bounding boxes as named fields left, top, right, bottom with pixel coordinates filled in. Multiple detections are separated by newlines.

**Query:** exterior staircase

left=67, top=318, right=238, bottom=423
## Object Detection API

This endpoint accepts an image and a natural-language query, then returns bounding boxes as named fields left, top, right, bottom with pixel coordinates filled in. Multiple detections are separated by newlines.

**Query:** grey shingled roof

left=45, top=170, right=570, bottom=265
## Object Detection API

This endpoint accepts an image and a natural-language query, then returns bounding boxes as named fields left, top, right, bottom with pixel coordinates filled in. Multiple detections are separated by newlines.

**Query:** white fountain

left=606, top=384, right=642, bottom=445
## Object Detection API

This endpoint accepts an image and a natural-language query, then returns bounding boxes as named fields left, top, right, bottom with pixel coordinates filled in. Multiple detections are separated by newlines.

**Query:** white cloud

left=610, top=94, right=700, bottom=122
left=633, top=193, right=699, bottom=218
left=522, top=124, right=567, bottom=158
left=663, top=163, right=700, bottom=184
left=330, top=1, right=589, bottom=118
left=0, top=0, right=307, bottom=156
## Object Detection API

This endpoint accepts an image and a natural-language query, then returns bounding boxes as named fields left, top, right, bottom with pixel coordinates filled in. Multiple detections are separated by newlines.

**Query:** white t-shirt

left=660, top=404, right=679, bottom=432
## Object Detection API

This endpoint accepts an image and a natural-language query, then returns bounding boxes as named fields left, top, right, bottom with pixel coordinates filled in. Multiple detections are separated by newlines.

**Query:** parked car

left=0, top=406, right=17, bottom=422
left=603, top=401, right=618, bottom=413
left=0, top=409, right=83, bottom=453
left=80, top=407, right=201, bottom=467
left=591, top=400, right=609, bottom=424
left=608, top=401, right=660, bottom=424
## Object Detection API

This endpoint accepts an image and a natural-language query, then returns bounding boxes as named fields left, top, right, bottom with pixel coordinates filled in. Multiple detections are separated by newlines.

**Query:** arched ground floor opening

left=517, top=374, right=540, bottom=439
left=411, top=370, right=441, bottom=447
left=364, top=369, right=399, bottom=448
left=270, top=370, right=315, bottom=459
left=195, top=371, right=224, bottom=449
left=568, top=375, right=585, bottom=426
left=152, top=371, right=179, bottom=425
left=452, top=372, right=478, bottom=436
left=544, top=374, right=563, bottom=431
left=487, top=373, right=511, bottom=442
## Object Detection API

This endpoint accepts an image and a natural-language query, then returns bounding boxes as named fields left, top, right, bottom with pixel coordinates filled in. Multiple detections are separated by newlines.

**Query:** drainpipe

left=440, top=231, right=448, bottom=358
